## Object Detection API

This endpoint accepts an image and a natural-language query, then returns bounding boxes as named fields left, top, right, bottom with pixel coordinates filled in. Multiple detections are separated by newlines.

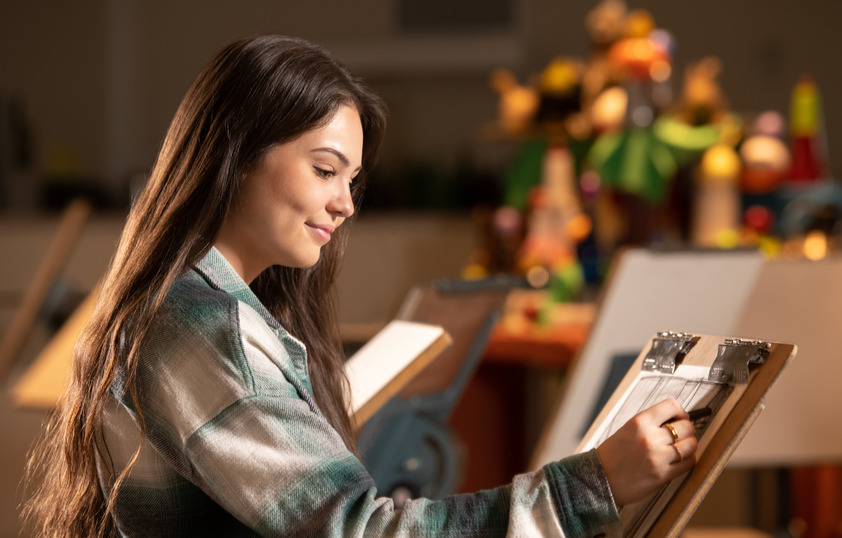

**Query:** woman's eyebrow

left=312, top=147, right=362, bottom=172
left=312, top=147, right=348, bottom=166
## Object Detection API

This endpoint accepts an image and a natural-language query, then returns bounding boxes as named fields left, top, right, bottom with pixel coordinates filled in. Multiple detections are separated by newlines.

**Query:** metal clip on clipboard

left=708, top=338, right=771, bottom=384
left=642, top=331, right=700, bottom=374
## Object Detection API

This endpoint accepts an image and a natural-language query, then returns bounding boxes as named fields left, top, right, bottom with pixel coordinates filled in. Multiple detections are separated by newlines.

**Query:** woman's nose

left=328, top=180, right=354, bottom=218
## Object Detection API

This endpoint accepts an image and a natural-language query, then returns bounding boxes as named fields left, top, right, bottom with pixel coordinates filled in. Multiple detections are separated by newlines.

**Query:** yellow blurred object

left=758, top=236, right=782, bottom=259
left=790, top=76, right=821, bottom=137
left=624, top=9, right=655, bottom=38
left=699, top=144, right=741, bottom=183
left=590, top=86, right=628, bottom=132
left=714, top=228, right=740, bottom=249
left=803, top=230, right=828, bottom=260
left=462, top=263, right=489, bottom=280
left=693, top=144, right=741, bottom=247
left=540, top=58, right=580, bottom=95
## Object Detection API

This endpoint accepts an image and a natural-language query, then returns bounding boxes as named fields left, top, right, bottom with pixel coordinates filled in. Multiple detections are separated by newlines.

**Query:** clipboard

left=529, top=249, right=766, bottom=468
left=576, top=331, right=796, bottom=537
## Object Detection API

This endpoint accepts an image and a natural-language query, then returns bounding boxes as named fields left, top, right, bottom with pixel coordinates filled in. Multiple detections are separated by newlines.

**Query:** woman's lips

left=307, top=223, right=335, bottom=242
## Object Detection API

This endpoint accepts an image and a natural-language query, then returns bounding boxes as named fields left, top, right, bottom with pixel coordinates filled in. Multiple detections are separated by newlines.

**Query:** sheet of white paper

left=344, top=320, right=445, bottom=414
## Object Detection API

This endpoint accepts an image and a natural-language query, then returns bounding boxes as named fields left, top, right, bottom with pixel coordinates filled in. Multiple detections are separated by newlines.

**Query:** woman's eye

left=314, top=167, right=335, bottom=179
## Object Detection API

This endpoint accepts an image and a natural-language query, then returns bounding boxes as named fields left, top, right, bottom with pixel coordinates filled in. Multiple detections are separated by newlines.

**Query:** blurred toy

left=517, top=142, right=589, bottom=300
left=788, top=75, right=826, bottom=182
left=647, top=28, right=676, bottom=111
left=582, top=0, right=628, bottom=111
left=778, top=180, right=842, bottom=250
left=691, top=143, right=742, bottom=247
left=517, top=143, right=587, bottom=267
left=590, top=86, right=628, bottom=134
left=490, top=69, right=540, bottom=136
left=586, top=0, right=628, bottom=51
left=739, top=111, right=791, bottom=194
left=655, top=56, right=738, bottom=159
left=677, top=56, right=727, bottom=126
left=535, top=57, right=583, bottom=129
left=587, top=7, right=680, bottom=204
left=588, top=60, right=679, bottom=204
left=607, top=28, right=668, bottom=82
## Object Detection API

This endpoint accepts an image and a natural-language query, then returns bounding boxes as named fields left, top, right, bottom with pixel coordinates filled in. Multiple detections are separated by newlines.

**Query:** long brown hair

left=22, top=35, right=387, bottom=537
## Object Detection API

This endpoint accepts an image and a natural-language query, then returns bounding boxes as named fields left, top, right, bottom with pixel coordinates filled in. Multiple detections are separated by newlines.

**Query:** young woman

left=24, top=35, right=698, bottom=537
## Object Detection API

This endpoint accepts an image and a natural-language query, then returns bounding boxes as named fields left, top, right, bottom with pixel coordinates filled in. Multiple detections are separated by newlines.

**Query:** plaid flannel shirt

left=97, top=247, right=621, bottom=537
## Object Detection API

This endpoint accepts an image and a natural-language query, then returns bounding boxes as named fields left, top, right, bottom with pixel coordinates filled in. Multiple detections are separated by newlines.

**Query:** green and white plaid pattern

left=97, top=247, right=621, bottom=537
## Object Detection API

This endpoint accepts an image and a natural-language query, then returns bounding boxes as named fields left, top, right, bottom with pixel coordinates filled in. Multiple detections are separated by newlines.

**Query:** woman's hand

left=596, top=398, right=698, bottom=507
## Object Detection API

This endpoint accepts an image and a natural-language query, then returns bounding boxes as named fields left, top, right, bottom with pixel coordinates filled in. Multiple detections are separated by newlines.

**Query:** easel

left=531, top=248, right=842, bottom=534
left=358, top=276, right=514, bottom=502
left=0, top=198, right=90, bottom=382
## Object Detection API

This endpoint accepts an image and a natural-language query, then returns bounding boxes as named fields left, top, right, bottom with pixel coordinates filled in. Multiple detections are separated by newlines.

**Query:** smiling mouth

left=307, top=224, right=334, bottom=242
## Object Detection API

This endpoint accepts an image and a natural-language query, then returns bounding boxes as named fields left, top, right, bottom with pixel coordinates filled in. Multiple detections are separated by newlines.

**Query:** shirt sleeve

left=182, top=392, right=621, bottom=537
left=136, top=288, right=621, bottom=537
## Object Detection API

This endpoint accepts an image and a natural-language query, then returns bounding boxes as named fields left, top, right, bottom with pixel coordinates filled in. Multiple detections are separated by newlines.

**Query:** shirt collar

left=194, top=246, right=280, bottom=329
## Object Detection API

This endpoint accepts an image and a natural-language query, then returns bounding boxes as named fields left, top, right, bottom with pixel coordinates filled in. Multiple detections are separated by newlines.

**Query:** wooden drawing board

left=346, top=319, right=451, bottom=425
left=394, top=280, right=510, bottom=397
left=530, top=248, right=765, bottom=468
left=576, top=332, right=796, bottom=537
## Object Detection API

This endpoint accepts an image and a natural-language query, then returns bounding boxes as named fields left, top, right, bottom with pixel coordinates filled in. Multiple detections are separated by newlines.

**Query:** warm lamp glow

left=803, top=231, right=828, bottom=260
left=591, top=87, right=628, bottom=132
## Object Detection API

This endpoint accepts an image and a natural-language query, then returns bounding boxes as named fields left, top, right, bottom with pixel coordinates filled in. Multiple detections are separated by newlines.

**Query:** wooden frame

left=579, top=332, right=796, bottom=537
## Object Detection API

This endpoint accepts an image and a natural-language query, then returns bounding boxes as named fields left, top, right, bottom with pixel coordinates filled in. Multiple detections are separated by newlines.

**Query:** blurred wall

left=1, top=0, right=840, bottom=209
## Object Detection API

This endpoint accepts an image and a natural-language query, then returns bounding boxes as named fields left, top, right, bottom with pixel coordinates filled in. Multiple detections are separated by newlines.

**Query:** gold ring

left=673, top=443, right=683, bottom=463
left=664, top=422, right=680, bottom=444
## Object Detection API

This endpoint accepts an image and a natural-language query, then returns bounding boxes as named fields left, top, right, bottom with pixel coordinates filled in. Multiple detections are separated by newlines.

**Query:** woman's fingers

left=661, top=418, right=694, bottom=445
left=646, top=398, right=690, bottom=426
left=669, top=435, right=698, bottom=465
left=596, top=399, right=702, bottom=506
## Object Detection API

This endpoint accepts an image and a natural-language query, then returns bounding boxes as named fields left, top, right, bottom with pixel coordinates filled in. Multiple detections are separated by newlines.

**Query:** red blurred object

left=788, top=76, right=826, bottom=182
left=790, top=135, right=824, bottom=182
left=744, top=205, right=775, bottom=235
left=608, top=37, right=669, bottom=80
left=789, top=465, right=842, bottom=538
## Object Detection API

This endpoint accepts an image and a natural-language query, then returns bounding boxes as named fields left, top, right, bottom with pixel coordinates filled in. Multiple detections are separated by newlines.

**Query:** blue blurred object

left=357, top=276, right=516, bottom=505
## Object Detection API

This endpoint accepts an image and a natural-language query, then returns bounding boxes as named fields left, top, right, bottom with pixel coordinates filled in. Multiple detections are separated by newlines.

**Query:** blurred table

left=449, top=291, right=595, bottom=493
left=483, top=291, right=595, bottom=369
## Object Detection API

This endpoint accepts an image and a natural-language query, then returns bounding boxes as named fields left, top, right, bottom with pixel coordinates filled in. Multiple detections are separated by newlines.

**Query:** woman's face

left=215, top=104, right=363, bottom=283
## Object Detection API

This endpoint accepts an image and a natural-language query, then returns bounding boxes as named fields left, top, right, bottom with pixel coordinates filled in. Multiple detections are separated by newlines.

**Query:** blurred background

left=1, top=0, right=841, bottom=536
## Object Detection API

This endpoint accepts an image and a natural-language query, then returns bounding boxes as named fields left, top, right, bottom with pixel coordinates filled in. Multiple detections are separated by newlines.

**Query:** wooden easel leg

left=0, top=198, right=91, bottom=381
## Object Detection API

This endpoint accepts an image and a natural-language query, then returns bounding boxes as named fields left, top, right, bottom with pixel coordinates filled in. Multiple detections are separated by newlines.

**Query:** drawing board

left=728, top=256, right=842, bottom=465
left=531, top=248, right=765, bottom=468
left=577, top=332, right=796, bottom=536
